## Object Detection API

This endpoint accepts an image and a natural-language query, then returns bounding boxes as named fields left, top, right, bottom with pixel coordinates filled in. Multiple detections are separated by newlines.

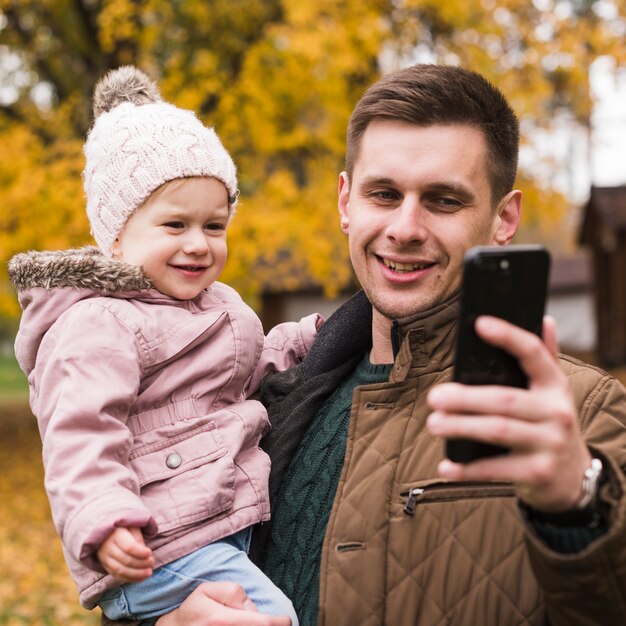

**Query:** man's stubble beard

left=365, top=286, right=448, bottom=324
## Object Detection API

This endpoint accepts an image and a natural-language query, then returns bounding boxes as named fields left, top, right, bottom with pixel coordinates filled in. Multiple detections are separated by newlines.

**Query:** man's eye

left=371, top=190, right=398, bottom=202
left=433, top=197, right=462, bottom=210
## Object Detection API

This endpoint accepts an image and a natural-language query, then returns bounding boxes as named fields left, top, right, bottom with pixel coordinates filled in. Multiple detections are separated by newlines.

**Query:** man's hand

left=155, top=582, right=292, bottom=626
left=426, top=315, right=592, bottom=513
left=97, top=526, right=155, bottom=583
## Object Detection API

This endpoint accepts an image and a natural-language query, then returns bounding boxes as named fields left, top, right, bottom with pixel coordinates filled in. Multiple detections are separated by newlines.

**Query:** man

left=108, top=65, right=626, bottom=626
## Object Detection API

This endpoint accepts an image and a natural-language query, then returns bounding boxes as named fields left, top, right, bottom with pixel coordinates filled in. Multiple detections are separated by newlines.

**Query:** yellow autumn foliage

left=1, top=0, right=625, bottom=323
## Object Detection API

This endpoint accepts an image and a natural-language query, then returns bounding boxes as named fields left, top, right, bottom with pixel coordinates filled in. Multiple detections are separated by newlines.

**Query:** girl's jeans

left=98, top=528, right=298, bottom=625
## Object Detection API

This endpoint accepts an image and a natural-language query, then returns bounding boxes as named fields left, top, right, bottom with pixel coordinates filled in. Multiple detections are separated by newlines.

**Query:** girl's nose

left=182, top=229, right=210, bottom=255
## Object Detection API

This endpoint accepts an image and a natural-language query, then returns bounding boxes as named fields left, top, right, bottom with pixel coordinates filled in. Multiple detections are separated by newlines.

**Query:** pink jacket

left=9, top=247, right=321, bottom=609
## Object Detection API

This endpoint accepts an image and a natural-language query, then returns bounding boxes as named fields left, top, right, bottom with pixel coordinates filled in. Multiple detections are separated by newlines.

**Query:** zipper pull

left=404, top=487, right=424, bottom=516
left=391, top=320, right=400, bottom=359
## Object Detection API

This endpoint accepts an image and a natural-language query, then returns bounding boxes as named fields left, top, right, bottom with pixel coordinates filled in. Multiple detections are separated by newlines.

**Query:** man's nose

left=385, top=198, right=429, bottom=244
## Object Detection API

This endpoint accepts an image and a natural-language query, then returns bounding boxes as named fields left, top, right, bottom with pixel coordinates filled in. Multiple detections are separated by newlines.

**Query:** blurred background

left=1, top=0, right=626, bottom=623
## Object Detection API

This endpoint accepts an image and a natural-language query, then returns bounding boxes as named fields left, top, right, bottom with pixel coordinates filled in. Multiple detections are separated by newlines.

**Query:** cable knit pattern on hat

left=83, top=66, right=238, bottom=256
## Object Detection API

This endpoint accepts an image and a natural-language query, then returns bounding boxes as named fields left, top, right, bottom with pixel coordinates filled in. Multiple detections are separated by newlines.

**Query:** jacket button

left=165, top=453, right=182, bottom=469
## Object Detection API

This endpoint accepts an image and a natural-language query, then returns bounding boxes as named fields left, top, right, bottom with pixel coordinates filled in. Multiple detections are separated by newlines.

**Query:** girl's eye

left=164, top=221, right=184, bottom=229
left=205, top=223, right=226, bottom=231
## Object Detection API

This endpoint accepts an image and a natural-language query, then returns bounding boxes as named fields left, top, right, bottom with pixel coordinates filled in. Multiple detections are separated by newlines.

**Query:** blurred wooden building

left=546, top=252, right=595, bottom=357
left=579, top=185, right=626, bottom=366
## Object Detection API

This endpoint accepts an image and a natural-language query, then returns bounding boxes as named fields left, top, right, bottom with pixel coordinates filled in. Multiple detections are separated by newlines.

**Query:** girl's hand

left=97, top=526, right=155, bottom=583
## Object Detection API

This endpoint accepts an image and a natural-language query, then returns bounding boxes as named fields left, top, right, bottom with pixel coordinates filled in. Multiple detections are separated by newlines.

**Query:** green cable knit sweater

left=263, top=355, right=392, bottom=626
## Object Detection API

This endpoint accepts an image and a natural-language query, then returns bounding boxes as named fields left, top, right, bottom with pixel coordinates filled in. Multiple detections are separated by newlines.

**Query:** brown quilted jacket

left=256, top=291, right=626, bottom=626
left=311, top=295, right=626, bottom=626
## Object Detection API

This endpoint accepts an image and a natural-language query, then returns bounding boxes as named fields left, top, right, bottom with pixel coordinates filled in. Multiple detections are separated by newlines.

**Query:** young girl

left=8, top=66, right=317, bottom=625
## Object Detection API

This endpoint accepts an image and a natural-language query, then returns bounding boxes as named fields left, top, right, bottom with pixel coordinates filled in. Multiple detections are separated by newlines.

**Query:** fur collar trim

left=8, top=246, right=152, bottom=293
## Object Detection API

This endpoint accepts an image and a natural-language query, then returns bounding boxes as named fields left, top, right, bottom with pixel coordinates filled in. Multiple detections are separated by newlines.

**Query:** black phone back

left=446, top=245, right=551, bottom=463
left=453, top=245, right=550, bottom=387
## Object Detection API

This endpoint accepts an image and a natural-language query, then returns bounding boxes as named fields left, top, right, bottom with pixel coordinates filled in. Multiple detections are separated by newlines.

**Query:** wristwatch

left=576, top=457, right=604, bottom=510
left=521, top=456, right=606, bottom=530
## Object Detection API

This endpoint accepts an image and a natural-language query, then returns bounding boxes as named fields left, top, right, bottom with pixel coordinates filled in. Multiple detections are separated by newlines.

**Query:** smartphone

left=445, top=244, right=551, bottom=464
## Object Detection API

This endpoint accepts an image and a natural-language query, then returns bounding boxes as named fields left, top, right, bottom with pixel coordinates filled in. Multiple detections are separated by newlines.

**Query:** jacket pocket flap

left=129, top=422, right=226, bottom=487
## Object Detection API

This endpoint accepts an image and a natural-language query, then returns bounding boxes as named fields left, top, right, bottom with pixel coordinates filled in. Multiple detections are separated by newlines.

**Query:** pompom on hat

left=83, top=66, right=238, bottom=256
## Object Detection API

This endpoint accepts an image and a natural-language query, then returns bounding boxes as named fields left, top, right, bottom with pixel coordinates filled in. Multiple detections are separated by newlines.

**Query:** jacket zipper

left=403, top=481, right=514, bottom=516
left=404, top=488, right=424, bottom=515
left=391, top=320, right=400, bottom=359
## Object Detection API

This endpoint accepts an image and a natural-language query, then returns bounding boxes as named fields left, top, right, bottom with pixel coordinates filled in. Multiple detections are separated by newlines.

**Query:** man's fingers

left=427, top=315, right=588, bottom=512
left=542, top=315, right=560, bottom=359
left=437, top=447, right=589, bottom=512
left=437, top=450, right=556, bottom=486
left=176, top=582, right=292, bottom=625
left=196, top=581, right=259, bottom=612
left=428, top=383, right=542, bottom=422
left=428, top=315, right=573, bottom=419
left=474, top=315, right=562, bottom=387
left=428, top=411, right=561, bottom=450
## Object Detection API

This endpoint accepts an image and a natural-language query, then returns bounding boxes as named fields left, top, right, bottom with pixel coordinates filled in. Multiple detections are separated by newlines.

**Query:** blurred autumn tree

left=1, top=0, right=625, bottom=325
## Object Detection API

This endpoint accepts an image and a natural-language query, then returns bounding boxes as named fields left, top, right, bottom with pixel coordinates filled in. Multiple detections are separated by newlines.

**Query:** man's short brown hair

left=345, top=64, right=520, bottom=205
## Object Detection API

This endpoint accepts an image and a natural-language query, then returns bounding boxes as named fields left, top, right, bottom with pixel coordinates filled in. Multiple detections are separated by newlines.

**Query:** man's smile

left=379, top=256, right=435, bottom=273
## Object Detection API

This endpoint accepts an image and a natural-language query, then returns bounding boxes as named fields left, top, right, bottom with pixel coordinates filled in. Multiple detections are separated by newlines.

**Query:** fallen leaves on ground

left=0, top=401, right=100, bottom=626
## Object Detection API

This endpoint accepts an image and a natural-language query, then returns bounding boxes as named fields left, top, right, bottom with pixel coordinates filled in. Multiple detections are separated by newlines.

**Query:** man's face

left=338, top=120, right=520, bottom=325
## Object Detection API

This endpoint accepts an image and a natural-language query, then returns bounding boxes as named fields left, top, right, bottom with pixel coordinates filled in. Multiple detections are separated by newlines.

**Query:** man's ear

left=338, top=171, right=350, bottom=234
left=492, top=190, right=521, bottom=245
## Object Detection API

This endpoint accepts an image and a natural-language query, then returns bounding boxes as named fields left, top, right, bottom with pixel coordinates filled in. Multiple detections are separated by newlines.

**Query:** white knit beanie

left=83, top=66, right=238, bottom=256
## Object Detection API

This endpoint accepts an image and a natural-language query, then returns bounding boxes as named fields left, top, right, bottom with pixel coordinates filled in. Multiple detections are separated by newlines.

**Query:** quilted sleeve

left=248, top=313, right=323, bottom=394
left=31, top=302, right=156, bottom=572
left=523, top=372, right=626, bottom=625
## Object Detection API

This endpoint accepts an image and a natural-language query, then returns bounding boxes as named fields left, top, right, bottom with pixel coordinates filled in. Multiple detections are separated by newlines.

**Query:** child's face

left=111, top=177, right=229, bottom=300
